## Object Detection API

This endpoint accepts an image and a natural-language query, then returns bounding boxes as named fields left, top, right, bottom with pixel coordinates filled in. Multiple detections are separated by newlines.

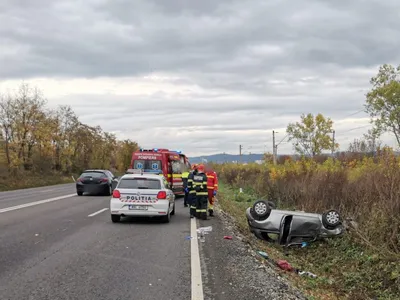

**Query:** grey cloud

left=2, top=0, right=400, bottom=80
left=1, top=0, right=398, bottom=155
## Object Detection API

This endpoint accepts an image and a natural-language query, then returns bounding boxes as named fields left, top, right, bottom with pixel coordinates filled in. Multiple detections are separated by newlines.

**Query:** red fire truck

left=129, top=148, right=191, bottom=196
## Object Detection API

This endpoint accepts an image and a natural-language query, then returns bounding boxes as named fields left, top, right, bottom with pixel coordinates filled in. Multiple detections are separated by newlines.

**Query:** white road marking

left=88, top=208, right=109, bottom=217
left=0, top=194, right=76, bottom=214
left=191, top=217, right=204, bottom=300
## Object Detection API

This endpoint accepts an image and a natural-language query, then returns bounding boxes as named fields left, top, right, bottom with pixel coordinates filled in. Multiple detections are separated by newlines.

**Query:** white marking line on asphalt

left=0, top=194, right=76, bottom=214
left=88, top=208, right=109, bottom=217
left=191, top=217, right=204, bottom=300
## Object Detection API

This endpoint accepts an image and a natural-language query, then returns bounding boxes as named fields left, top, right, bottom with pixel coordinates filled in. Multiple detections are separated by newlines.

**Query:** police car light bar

left=126, top=169, right=163, bottom=175
left=126, top=169, right=143, bottom=174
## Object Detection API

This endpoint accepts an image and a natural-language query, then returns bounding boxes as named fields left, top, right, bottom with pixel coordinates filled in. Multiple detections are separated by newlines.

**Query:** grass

left=0, top=172, right=75, bottom=192
left=217, top=182, right=400, bottom=300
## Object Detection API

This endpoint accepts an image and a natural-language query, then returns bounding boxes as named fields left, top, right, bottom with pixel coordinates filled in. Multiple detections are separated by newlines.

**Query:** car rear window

left=118, top=178, right=161, bottom=189
left=80, top=172, right=105, bottom=178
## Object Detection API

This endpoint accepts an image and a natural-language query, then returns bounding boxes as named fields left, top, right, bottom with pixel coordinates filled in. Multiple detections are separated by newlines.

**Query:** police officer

left=187, top=164, right=198, bottom=218
left=193, top=164, right=208, bottom=220
left=182, top=167, right=190, bottom=207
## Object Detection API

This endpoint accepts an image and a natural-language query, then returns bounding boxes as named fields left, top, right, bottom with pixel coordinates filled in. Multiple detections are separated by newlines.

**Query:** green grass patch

left=0, top=173, right=75, bottom=192
left=217, top=182, right=400, bottom=300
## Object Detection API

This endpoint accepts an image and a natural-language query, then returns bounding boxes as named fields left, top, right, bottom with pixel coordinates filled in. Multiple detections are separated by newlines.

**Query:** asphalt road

left=0, top=184, right=191, bottom=300
left=0, top=183, right=304, bottom=300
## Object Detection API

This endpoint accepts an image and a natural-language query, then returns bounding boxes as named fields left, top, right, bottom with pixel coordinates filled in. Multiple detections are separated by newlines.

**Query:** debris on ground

left=257, top=250, right=318, bottom=279
left=196, top=226, right=212, bottom=234
left=224, top=235, right=233, bottom=240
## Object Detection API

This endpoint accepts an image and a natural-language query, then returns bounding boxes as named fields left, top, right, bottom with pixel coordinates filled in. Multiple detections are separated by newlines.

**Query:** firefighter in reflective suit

left=205, top=164, right=218, bottom=217
left=193, top=164, right=208, bottom=220
left=186, top=164, right=198, bottom=218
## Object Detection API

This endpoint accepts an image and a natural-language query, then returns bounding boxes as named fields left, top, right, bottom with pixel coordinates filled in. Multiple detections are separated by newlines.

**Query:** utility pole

left=331, top=130, right=335, bottom=156
left=239, top=145, right=243, bottom=164
left=272, top=130, right=277, bottom=165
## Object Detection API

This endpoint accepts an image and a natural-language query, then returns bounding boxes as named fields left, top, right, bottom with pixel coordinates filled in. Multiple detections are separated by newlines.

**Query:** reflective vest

left=193, top=172, right=208, bottom=196
left=182, top=171, right=189, bottom=188
left=206, top=171, right=218, bottom=191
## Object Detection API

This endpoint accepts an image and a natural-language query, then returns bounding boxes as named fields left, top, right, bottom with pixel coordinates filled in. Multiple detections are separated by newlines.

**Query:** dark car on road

left=76, top=169, right=119, bottom=196
left=246, top=200, right=344, bottom=247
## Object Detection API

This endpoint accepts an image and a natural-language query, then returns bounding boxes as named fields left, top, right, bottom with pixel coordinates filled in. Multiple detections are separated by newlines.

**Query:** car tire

left=251, top=200, right=272, bottom=220
left=322, top=209, right=341, bottom=229
left=77, top=191, right=83, bottom=196
left=171, top=202, right=175, bottom=215
left=111, top=214, right=120, bottom=223
left=105, top=185, right=112, bottom=196
left=162, top=209, right=171, bottom=223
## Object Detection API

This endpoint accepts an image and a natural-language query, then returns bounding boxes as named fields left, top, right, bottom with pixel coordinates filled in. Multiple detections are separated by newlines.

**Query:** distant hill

left=189, top=153, right=265, bottom=164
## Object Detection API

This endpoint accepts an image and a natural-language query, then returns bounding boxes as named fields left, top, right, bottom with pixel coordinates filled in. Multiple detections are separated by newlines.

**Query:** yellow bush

left=212, top=151, right=400, bottom=255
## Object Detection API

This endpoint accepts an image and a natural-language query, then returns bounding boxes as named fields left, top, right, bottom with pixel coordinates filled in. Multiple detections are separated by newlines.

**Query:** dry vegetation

left=0, top=83, right=139, bottom=190
left=211, top=148, right=400, bottom=299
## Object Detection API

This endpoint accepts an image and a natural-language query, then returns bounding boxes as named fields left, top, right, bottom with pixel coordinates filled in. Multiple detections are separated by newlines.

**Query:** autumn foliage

left=0, top=84, right=139, bottom=188
left=212, top=148, right=400, bottom=255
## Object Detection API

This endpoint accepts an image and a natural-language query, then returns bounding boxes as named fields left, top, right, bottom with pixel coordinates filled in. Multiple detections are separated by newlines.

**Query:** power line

left=338, top=124, right=371, bottom=133
left=342, top=109, right=365, bottom=118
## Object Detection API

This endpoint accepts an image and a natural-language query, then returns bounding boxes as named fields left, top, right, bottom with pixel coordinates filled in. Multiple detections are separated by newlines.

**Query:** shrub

left=212, top=149, right=400, bottom=255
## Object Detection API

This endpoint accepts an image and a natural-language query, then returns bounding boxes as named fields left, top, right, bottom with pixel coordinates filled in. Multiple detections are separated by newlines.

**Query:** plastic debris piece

left=277, top=260, right=293, bottom=271
left=301, top=242, right=308, bottom=248
left=239, top=188, right=243, bottom=193
left=185, top=236, right=192, bottom=240
left=298, top=271, right=317, bottom=278
left=196, top=226, right=212, bottom=234
left=257, top=251, right=269, bottom=259
left=223, top=236, right=232, bottom=239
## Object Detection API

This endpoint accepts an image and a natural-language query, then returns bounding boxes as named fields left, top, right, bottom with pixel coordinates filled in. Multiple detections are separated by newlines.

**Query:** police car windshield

left=118, top=178, right=161, bottom=189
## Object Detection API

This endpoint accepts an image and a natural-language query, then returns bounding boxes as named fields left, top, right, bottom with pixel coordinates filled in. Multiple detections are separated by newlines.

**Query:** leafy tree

left=286, top=113, right=338, bottom=157
left=365, top=63, right=400, bottom=147
left=0, top=83, right=140, bottom=175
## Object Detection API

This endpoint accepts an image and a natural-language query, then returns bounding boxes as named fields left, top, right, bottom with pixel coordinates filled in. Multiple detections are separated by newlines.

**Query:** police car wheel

left=171, top=203, right=175, bottom=215
left=111, top=214, right=120, bottom=223
left=161, top=210, right=171, bottom=223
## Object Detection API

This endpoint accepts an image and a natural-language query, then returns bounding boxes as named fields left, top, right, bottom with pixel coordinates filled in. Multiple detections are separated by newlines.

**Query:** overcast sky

left=1, top=0, right=399, bottom=157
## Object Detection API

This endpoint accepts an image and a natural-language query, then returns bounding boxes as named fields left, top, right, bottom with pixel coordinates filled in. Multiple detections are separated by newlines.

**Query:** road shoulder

left=198, top=208, right=306, bottom=300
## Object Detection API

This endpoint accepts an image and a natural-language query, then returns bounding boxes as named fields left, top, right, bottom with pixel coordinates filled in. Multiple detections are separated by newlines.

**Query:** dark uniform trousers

left=193, top=172, right=208, bottom=220
left=187, top=171, right=197, bottom=217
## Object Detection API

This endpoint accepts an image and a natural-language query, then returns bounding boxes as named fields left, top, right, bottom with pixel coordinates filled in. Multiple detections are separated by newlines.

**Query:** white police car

left=110, top=169, right=175, bottom=223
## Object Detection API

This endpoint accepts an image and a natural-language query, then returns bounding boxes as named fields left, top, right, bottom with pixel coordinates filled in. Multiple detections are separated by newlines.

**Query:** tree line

left=284, top=63, right=399, bottom=157
left=0, top=83, right=139, bottom=175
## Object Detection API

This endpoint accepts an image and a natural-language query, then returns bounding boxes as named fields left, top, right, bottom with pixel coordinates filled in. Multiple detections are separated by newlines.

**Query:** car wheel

left=77, top=191, right=83, bottom=196
left=111, top=214, right=120, bottom=223
left=104, top=185, right=112, bottom=196
left=251, top=200, right=271, bottom=220
left=171, top=202, right=175, bottom=215
left=322, top=210, right=341, bottom=229
left=161, top=209, right=171, bottom=223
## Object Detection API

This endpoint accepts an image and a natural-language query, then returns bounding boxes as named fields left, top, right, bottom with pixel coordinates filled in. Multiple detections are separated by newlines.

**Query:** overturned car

left=246, top=200, right=344, bottom=247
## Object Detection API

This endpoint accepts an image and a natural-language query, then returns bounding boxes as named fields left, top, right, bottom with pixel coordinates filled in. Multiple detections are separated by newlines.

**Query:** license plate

left=128, top=205, right=148, bottom=210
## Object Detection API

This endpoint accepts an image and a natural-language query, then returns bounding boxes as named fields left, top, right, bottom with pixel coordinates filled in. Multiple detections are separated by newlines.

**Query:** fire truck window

left=134, top=160, right=161, bottom=170
left=171, top=161, right=181, bottom=174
